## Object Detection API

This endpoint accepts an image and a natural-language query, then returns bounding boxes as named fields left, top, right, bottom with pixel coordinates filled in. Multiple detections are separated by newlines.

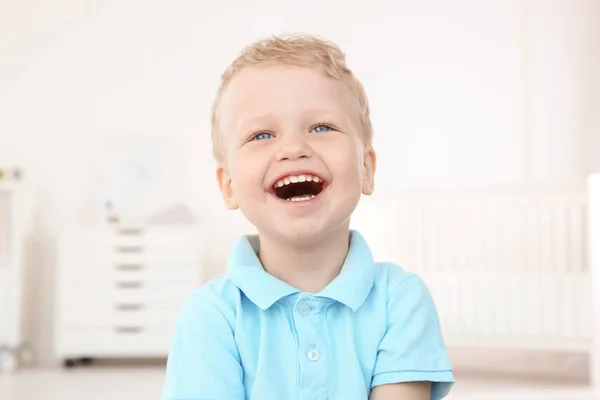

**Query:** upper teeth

left=274, top=174, right=321, bottom=188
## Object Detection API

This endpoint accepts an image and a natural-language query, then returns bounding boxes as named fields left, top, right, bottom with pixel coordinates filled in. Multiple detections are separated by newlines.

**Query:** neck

left=258, top=226, right=350, bottom=293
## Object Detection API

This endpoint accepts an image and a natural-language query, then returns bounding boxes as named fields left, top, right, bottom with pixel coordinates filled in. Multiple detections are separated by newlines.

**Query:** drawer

left=143, top=229, right=204, bottom=247
left=91, top=228, right=202, bottom=248
left=56, top=326, right=174, bottom=357
left=59, top=261, right=201, bottom=283
left=60, top=229, right=202, bottom=250
left=58, top=248, right=113, bottom=267
left=59, top=305, right=181, bottom=327
left=59, top=230, right=116, bottom=249
left=115, top=249, right=201, bottom=264
left=58, top=281, right=197, bottom=306
left=59, top=247, right=201, bottom=266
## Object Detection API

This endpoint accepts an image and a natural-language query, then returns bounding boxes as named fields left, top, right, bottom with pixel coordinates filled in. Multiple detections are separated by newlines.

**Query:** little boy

left=162, top=34, right=454, bottom=400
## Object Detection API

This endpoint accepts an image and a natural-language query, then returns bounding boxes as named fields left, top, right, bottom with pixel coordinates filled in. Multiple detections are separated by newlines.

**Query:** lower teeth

left=287, top=195, right=315, bottom=202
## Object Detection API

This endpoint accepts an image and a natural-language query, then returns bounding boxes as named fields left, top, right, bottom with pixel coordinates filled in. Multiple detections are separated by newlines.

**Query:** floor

left=0, top=366, right=596, bottom=400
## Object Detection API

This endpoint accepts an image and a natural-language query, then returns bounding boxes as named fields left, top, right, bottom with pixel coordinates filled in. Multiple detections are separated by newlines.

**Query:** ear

left=361, top=146, right=376, bottom=195
left=216, top=165, right=239, bottom=210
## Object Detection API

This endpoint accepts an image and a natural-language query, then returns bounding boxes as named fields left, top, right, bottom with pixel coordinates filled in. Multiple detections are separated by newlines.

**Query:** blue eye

left=253, top=132, right=274, bottom=141
left=311, top=124, right=333, bottom=133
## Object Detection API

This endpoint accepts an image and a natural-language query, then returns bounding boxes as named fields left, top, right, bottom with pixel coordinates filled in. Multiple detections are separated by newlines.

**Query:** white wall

left=0, top=0, right=598, bottom=365
left=526, top=0, right=600, bottom=183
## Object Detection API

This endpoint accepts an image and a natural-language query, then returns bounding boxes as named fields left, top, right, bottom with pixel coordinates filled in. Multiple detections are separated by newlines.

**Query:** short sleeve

left=161, top=293, right=245, bottom=400
left=371, top=274, right=454, bottom=400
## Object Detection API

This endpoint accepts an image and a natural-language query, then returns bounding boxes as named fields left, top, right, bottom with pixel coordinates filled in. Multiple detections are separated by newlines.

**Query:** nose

left=275, top=132, right=313, bottom=161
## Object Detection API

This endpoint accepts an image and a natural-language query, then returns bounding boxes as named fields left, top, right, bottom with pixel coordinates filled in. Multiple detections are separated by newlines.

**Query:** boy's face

left=216, top=65, right=375, bottom=245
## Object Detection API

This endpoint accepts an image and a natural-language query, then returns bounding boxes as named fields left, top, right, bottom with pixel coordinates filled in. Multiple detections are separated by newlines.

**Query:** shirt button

left=307, top=348, right=320, bottom=362
left=298, top=302, right=311, bottom=316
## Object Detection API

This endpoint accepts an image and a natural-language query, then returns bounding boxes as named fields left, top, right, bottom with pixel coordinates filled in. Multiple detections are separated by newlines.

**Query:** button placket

left=293, top=297, right=330, bottom=399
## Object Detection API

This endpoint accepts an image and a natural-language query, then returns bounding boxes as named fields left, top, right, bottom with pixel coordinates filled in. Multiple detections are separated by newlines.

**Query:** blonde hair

left=210, top=34, right=373, bottom=164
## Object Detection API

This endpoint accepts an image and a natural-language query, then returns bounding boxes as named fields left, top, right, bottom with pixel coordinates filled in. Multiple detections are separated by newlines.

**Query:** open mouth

left=272, top=173, right=326, bottom=202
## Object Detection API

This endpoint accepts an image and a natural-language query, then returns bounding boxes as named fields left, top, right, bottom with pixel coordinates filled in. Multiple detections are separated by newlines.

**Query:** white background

left=0, top=0, right=598, bottom=365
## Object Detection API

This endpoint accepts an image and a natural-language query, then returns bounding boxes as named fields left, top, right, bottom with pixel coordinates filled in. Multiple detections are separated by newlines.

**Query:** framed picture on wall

left=90, top=135, right=187, bottom=226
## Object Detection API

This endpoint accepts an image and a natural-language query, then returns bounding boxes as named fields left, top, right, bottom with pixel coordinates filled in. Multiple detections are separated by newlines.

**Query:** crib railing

left=352, top=186, right=590, bottom=350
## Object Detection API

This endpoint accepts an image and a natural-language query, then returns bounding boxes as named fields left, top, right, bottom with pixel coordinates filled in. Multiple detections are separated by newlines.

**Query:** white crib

left=352, top=182, right=593, bottom=359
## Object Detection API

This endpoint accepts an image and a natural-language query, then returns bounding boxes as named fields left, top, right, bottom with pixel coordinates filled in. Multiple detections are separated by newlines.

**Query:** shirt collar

left=317, top=230, right=375, bottom=311
left=226, top=235, right=300, bottom=310
left=226, top=230, right=375, bottom=311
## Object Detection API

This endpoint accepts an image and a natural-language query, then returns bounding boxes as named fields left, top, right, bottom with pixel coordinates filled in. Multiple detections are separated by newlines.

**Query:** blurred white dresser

left=54, top=227, right=203, bottom=367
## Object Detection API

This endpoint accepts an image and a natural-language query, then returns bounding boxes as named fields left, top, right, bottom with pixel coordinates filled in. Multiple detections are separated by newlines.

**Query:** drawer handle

left=116, top=246, right=143, bottom=253
left=118, top=228, right=143, bottom=236
left=116, top=264, right=143, bottom=271
left=115, top=303, right=144, bottom=311
left=115, top=281, right=143, bottom=289
left=115, top=326, right=143, bottom=334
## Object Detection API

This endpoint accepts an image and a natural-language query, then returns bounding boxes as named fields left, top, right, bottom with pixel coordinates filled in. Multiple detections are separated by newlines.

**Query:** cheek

left=231, top=173, right=253, bottom=196
left=229, top=160, right=268, bottom=202
left=326, top=142, right=364, bottom=182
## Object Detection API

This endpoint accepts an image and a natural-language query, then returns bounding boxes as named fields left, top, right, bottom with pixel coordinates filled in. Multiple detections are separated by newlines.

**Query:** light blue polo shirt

left=162, top=230, right=454, bottom=400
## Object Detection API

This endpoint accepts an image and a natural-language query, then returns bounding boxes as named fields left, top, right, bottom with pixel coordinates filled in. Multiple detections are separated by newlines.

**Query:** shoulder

left=370, top=262, right=437, bottom=317
left=372, top=262, right=426, bottom=297
left=181, top=276, right=242, bottom=327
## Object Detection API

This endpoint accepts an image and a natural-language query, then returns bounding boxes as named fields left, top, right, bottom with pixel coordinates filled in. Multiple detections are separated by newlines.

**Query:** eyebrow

left=235, top=108, right=351, bottom=132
